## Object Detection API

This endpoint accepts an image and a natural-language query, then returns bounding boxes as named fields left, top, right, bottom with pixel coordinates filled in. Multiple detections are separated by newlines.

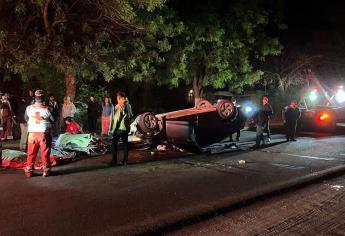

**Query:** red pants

left=26, top=132, right=52, bottom=171
left=101, top=115, right=111, bottom=135
left=0, top=116, right=12, bottom=140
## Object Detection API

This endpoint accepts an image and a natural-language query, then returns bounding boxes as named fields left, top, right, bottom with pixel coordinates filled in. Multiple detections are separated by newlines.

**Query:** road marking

left=283, top=153, right=336, bottom=161
left=271, top=163, right=305, bottom=170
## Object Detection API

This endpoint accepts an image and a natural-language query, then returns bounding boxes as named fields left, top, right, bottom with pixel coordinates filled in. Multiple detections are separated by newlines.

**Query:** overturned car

left=131, top=99, right=246, bottom=148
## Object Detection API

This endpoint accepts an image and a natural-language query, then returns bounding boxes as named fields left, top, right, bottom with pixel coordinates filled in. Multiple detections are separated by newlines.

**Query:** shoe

left=42, top=170, right=51, bottom=177
left=108, top=161, right=117, bottom=166
left=251, top=145, right=260, bottom=149
left=24, top=171, right=33, bottom=178
left=266, top=138, right=271, bottom=143
left=119, top=161, right=128, bottom=166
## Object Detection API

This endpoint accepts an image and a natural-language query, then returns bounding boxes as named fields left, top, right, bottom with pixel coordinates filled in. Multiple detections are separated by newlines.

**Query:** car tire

left=216, top=100, right=236, bottom=120
left=138, top=112, right=158, bottom=134
left=196, top=100, right=213, bottom=109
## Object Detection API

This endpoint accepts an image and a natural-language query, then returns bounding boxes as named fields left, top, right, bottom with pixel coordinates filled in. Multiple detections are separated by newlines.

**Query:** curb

left=140, top=163, right=345, bottom=235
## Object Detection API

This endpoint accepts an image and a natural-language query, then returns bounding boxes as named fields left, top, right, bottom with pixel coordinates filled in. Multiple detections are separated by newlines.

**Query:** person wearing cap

left=24, top=90, right=54, bottom=177
left=0, top=93, right=13, bottom=141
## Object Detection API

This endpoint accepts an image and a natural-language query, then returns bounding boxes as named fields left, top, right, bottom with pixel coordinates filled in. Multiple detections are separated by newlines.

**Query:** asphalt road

left=1, top=130, right=345, bottom=235
left=170, top=173, right=345, bottom=236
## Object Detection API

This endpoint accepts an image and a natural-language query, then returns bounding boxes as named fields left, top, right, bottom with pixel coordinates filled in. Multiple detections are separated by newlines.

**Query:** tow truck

left=299, top=70, right=345, bottom=131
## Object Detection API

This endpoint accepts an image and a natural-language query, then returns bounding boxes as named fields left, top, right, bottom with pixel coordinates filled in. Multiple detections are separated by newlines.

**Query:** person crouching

left=65, top=117, right=82, bottom=134
left=24, top=90, right=54, bottom=177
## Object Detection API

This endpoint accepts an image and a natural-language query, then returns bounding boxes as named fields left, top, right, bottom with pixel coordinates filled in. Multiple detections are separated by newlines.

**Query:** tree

left=153, top=0, right=283, bottom=104
left=0, top=0, right=164, bottom=99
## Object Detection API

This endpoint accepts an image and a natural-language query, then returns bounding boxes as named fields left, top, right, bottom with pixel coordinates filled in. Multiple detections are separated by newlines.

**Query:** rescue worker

left=65, top=117, right=82, bottom=134
left=109, top=92, right=133, bottom=166
left=261, top=95, right=273, bottom=142
left=284, top=100, right=301, bottom=141
left=24, top=90, right=54, bottom=177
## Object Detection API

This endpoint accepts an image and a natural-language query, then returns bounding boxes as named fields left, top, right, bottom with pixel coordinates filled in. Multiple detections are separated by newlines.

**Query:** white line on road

left=283, top=153, right=336, bottom=161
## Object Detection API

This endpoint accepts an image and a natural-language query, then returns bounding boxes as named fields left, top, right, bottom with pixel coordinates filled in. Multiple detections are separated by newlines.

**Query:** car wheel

left=138, top=112, right=158, bottom=133
left=216, top=100, right=236, bottom=119
left=196, top=100, right=213, bottom=109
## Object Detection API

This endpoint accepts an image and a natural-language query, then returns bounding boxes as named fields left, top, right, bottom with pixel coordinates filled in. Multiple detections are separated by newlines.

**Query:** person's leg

left=105, top=116, right=111, bottom=135
left=7, top=116, right=13, bottom=138
left=256, top=125, right=263, bottom=146
left=0, top=117, right=9, bottom=140
left=236, top=130, right=240, bottom=141
left=111, top=132, right=120, bottom=165
left=25, top=133, right=40, bottom=176
left=93, top=117, right=98, bottom=134
left=285, top=122, right=290, bottom=141
left=88, top=116, right=93, bottom=133
left=19, top=123, right=28, bottom=151
left=121, top=131, right=129, bottom=164
left=291, top=121, right=298, bottom=141
left=40, top=133, right=52, bottom=175
left=101, top=116, right=106, bottom=135
left=266, top=120, right=270, bottom=139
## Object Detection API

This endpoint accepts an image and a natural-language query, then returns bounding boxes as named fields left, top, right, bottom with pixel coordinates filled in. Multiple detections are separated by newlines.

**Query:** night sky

left=283, top=0, right=345, bottom=83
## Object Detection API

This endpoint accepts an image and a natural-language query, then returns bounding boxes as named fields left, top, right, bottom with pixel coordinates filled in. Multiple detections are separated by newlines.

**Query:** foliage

left=0, top=0, right=165, bottom=81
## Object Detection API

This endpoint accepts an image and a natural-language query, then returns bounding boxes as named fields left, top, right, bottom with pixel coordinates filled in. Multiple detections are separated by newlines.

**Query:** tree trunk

left=64, top=72, right=76, bottom=100
left=193, top=76, right=204, bottom=106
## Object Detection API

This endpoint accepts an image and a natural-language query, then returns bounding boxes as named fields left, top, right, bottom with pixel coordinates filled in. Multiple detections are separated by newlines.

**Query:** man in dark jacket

left=284, top=100, right=301, bottom=141
left=17, top=98, right=28, bottom=151
left=48, top=95, right=59, bottom=136
left=109, top=92, right=133, bottom=166
left=87, top=96, right=101, bottom=135
left=253, top=95, right=273, bottom=148
left=261, top=95, right=273, bottom=142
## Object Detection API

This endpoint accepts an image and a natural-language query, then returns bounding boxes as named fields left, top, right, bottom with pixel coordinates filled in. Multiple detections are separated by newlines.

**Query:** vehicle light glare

left=319, top=113, right=329, bottom=121
left=245, top=106, right=253, bottom=113
left=309, top=91, right=317, bottom=101
left=335, top=89, right=345, bottom=103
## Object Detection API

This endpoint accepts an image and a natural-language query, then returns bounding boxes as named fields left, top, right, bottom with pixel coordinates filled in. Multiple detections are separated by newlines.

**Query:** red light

left=318, top=113, right=329, bottom=121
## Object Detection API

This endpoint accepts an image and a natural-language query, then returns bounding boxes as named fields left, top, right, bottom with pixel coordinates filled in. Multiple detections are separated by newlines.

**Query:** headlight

left=245, top=106, right=253, bottom=113
left=335, top=89, right=345, bottom=103
left=309, top=91, right=317, bottom=101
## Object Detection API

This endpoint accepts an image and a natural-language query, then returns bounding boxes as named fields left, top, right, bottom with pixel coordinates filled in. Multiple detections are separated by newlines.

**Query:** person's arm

left=71, top=103, right=77, bottom=117
left=24, top=106, right=30, bottom=122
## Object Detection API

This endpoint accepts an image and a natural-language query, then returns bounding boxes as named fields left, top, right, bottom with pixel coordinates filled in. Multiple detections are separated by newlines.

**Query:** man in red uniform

left=24, top=90, right=54, bottom=177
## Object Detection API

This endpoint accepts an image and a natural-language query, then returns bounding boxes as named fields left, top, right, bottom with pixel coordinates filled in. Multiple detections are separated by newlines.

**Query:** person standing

left=284, top=100, right=301, bottom=141
left=101, top=96, right=114, bottom=136
left=17, top=98, right=28, bottom=151
left=48, top=95, right=59, bottom=136
left=261, top=95, right=273, bottom=143
left=24, top=90, right=54, bottom=177
left=0, top=93, right=13, bottom=141
left=252, top=96, right=273, bottom=148
left=25, top=90, right=35, bottom=106
left=61, top=96, right=76, bottom=119
left=61, top=96, right=76, bottom=132
left=87, top=96, right=101, bottom=135
left=109, top=92, right=133, bottom=166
